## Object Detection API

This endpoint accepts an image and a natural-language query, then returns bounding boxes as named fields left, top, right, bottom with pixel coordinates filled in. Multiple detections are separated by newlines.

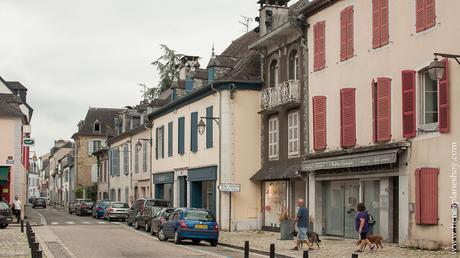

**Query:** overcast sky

left=0, top=0, right=262, bottom=156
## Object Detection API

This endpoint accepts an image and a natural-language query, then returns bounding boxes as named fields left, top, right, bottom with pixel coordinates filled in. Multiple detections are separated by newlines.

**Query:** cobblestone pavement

left=0, top=227, right=31, bottom=258
left=220, top=231, right=455, bottom=258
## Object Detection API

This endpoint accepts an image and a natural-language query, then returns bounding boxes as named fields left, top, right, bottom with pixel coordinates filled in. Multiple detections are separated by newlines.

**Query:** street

left=28, top=207, right=261, bottom=258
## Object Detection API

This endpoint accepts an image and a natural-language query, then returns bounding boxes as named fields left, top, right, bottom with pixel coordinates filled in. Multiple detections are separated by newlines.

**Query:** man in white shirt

left=13, top=196, right=21, bottom=223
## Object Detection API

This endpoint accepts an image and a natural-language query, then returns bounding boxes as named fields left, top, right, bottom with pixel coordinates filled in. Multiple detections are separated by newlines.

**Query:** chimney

left=257, top=0, right=290, bottom=36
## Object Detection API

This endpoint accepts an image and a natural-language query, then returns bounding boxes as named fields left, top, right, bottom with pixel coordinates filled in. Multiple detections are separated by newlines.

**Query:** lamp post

left=428, top=53, right=460, bottom=81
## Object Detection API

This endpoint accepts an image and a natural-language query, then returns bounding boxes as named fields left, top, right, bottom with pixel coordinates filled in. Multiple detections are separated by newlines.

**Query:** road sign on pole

left=23, top=138, right=35, bottom=147
left=218, top=183, right=241, bottom=192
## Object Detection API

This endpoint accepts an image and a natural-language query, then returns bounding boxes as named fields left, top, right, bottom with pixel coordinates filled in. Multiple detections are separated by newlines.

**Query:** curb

left=219, top=242, right=294, bottom=258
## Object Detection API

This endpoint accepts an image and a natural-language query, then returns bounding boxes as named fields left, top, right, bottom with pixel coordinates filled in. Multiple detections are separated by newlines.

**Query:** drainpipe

left=210, top=82, right=222, bottom=228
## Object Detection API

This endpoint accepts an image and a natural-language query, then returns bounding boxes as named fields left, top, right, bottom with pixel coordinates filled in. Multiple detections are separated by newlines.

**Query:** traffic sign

left=218, top=183, right=241, bottom=192
left=23, top=138, right=35, bottom=146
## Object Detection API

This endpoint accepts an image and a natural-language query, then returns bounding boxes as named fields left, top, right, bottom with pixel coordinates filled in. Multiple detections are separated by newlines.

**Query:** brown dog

left=356, top=235, right=383, bottom=250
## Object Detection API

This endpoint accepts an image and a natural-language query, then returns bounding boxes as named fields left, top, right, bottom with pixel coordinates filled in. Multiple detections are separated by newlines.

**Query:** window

left=110, top=147, right=120, bottom=176
left=93, top=120, right=101, bottom=133
left=288, top=49, right=299, bottom=80
left=268, top=117, right=279, bottom=159
left=313, top=21, right=326, bottom=71
left=340, top=88, right=356, bottom=148
left=313, top=96, right=327, bottom=151
left=420, top=70, right=438, bottom=126
left=123, top=144, right=129, bottom=175
left=340, top=6, right=354, bottom=61
left=178, top=117, right=185, bottom=155
left=156, top=126, right=164, bottom=159
left=168, top=122, right=173, bottom=157
left=190, top=112, right=198, bottom=152
left=416, top=0, right=436, bottom=33
left=124, top=187, right=129, bottom=203
left=206, top=106, right=214, bottom=149
left=415, top=168, right=439, bottom=224
left=92, top=140, right=102, bottom=153
left=372, top=0, right=389, bottom=48
left=372, top=77, right=391, bottom=142
left=134, top=144, right=139, bottom=173
left=288, top=111, right=299, bottom=156
left=402, top=70, right=416, bottom=138
left=269, top=59, right=279, bottom=88
left=142, top=142, right=148, bottom=172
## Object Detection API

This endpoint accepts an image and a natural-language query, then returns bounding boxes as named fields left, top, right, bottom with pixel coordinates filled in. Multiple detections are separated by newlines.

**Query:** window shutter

left=380, top=0, right=389, bottom=46
left=178, top=117, right=185, bottom=155
left=372, top=79, right=377, bottom=142
left=87, top=140, right=93, bottom=155
left=376, top=77, right=392, bottom=142
left=168, top=122, right=173, bottom=157
left=340, top=9, right=347, bottom=61
left=402, top=70, right=416, bottom=138
left=425, top=0, right=436, bottom=29
left=313, top=22, right=319, bottom=71
left=438, top=58, right=449, bottom=133
left=416, top=0, right=426, bottom=32
left=313, top=96, right=327, bottom=151
left=340, top=88, right=356, bottom=148
left=372, top=0, right=381, bottom=49
left=161, top=126, right=165, bottom=158
left=346, top=6, right=354, bottom=59
left=319, top=21, right=326, bottom=70
left=155, top=127, right=159, bottom=160
left=415, top=168, right=439, bottom=224
left=206, top=106, right=213, bottom=148
left=190, top=112, right=198, bottom=152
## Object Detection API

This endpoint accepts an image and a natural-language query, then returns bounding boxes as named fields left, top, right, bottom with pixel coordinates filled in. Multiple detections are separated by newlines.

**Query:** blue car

left=92, top=200, right=111, bottom=219
left=157, top=208, right=219, bottom=246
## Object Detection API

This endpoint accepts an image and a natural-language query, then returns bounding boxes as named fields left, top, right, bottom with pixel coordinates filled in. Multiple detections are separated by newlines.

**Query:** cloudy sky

left=0, top=0, right=262, bottom=156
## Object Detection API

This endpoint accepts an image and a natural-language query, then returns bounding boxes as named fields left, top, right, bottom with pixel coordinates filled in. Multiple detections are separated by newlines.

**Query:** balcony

left=260, top=80, right=301, bottom=111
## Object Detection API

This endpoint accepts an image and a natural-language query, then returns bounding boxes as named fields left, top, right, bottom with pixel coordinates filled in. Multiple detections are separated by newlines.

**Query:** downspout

left=210, top=82, right=222, bottom=228
left=149, top=123, right=153, bottom=198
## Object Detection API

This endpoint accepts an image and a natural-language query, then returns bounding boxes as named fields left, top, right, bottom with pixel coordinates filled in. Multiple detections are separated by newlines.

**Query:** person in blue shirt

left=291, top=199, right=312, bottom=251
left=355, top=202, right=376, bottom=253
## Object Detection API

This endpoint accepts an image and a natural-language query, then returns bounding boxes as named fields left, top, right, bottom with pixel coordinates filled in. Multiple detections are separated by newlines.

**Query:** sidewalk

left=0, top=227, right=31, bottom=258
left=219, top=231, right=453, bottom=258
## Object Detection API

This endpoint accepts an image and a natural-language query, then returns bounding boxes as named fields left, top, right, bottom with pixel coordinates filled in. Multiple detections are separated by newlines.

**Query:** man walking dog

left=291, top=199, right=313, bottom=251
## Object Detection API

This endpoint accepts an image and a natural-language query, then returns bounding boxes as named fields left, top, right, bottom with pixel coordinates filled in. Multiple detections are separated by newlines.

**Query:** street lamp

left=428, top=53, right=460, bottom=81
left=198, top=117, right=220, bottom=135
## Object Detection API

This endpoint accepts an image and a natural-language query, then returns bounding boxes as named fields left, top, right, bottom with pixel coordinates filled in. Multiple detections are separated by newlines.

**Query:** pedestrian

left=355, top=202, right=376, bottom=253
left=291, top=199, right=313, bottom=251
left=13, top=196, right=22, bottom=223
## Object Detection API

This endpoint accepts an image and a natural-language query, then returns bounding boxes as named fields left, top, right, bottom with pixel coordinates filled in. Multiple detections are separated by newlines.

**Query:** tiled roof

left=0, top=93, right=24, bottom=117
left=72, top=107, right=124, bottom=138
left=221, top=30, right=259, bottom=58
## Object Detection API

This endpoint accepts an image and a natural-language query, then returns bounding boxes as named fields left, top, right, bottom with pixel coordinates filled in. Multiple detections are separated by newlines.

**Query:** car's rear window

left=184, top=210, right=215, bottom=222
left=35, top=198, right=45, bottom=202
left=0, top=202, right=9, bottom=209
left=112, top=203, right=128, bottom=208
left=83, top=201, right=94, bottom=206
left=146, top=200, right=169, bottom=207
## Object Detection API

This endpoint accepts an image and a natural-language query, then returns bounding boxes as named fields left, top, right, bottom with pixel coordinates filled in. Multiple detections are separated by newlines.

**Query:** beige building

left=300, top=0, right=459, bottom=247
left=48, top=140, right=72, bottom=204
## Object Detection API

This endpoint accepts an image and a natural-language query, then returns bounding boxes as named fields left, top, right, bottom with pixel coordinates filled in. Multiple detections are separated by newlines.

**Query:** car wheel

left=68, top=208, right=72, bottom=214
left=150, top=225, right=156, bottom=236
left=0, top=224, right=7, bottom=229
left=158, top=228, right=167, bottom=241
left=134, top=220, right=140, bottom=230
left=145, top=223, right=149, bottom=232
left=127, top=219, right=132, bottom=226
left=210, top=240, right=218, bottom=247
left=107, top=216, right=111, bottom=221
left=174, top=231, right=182, bottom=244
left=192, top=239, right=201, bottom=244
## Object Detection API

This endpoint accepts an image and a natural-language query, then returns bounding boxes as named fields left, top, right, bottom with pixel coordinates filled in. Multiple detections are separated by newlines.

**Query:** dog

left=356, top=234, right=383, bottom=250
left=291, top=230, right=322, bottom=249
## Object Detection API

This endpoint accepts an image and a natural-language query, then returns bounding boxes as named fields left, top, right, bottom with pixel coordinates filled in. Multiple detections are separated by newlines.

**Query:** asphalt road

left=29, top=207, right=261, bottom=258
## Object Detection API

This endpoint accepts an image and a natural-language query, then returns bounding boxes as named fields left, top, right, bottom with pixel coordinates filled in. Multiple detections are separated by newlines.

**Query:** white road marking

left=82, top=221, right=91, bottom=224
left=66, top=221, right=75, bottom=224
left=97, top=221, right=107, bottom=224
left=51, top=222, right=59, bottom=225
left=111, top=222, right=121, bottom=225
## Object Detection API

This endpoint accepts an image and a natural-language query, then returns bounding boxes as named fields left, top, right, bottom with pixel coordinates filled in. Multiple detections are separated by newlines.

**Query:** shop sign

left=6, top=156, right=14, bottom=164
left=153, top=172, right=174, bottom=184
left=218, top=183, right=241, bottom=192
left=23, top=138, right=35, bottom=146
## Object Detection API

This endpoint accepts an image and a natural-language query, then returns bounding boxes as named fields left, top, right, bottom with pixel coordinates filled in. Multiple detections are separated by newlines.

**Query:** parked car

left=149, top=207, right=175, bottom=236
left=32, top=197, right=47, bottom=209
left=92, top=200, right=111, bottom=219
left=0, top=201, right=13, bottom=229
left=104, top=202, right=129, bottom=221
left=157, top=208, right=219, bottom=246
left=127, top=198, right=169, bottom=230
left=69, top=199, right=92, bottom=214
left=75, top=200, right=94, bottom=216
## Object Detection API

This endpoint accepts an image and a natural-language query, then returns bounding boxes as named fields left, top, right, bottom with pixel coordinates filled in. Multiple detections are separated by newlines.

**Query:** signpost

left=218, top=183, right=241, bottom=232
left=23, top=138, right=35, bottom=147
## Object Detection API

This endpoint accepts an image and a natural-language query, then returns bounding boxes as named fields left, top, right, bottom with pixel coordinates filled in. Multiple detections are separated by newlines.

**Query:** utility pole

left=239, top=15, right=253, bottom=32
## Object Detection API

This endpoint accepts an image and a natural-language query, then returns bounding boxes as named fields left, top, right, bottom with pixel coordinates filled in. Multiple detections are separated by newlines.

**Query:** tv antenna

left=138, top=83, right=148, bottom=101
left=239, top=15, right=253, bottom=32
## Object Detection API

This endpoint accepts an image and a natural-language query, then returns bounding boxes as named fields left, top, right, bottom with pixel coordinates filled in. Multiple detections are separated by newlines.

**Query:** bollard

left=351, top=254, right=359, bottom=258
left=33, top=242, right=39, bottom=258
left=244, top=241, right=249, bottom=258
left=21, top=219, right=24, bottom=233
left=269, top=243, right=275, bottom=258
left=303, top=250, right=309, bottom=258
left=36, top=250, right=42, bottom=258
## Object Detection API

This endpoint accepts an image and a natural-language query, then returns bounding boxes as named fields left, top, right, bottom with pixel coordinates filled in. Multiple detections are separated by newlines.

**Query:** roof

left=0, top=93, right=24, bottom=117
left=193, top=69, right=208, bottom=80
left=218, top=50, right=261, bottom=82
left=208, top=55, right=238, bottom=68
left=72, top=107, right=124, bottom=138
left=221, top=30, right=259, bottom=58
left=299, top=0, right=338, bottom=16
left=6, top=81, right=27, bottom=91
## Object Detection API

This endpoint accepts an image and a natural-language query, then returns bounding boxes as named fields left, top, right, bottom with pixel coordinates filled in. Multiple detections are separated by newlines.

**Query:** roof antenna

left=239, top=15, right=253, bottom=32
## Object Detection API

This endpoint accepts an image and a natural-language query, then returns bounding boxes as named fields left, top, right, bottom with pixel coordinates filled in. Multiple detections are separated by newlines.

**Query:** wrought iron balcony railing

left=260, top=80, right=300, bottom=110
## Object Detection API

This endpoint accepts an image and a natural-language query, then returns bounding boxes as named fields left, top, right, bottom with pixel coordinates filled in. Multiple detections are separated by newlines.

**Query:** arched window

left=269, top=59, right=279, bottom=88
left=288, top=50, right=299, bottom=81
left=93, top=120, right=101, bottom=133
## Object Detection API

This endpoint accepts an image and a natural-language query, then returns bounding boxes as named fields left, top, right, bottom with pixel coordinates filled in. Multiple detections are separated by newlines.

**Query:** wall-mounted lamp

left=428, top=52, right=460, bottom=81
left=198, top=117, right=220, bottom=135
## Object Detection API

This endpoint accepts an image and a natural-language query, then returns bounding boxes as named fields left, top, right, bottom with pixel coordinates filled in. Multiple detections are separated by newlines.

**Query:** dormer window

left=288, top=49, right=299, bottom=81
left=269, top=59, right=279, bottom=88
left=93, top=120, right=101, bottom=133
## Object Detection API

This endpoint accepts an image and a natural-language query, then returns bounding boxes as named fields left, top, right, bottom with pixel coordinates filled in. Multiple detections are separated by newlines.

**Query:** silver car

left=104, top=202, right=129, bottom=221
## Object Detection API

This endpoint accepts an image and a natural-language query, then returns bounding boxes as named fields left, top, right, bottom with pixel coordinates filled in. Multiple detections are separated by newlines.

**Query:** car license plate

left=195, top=224, right=207, bottom=229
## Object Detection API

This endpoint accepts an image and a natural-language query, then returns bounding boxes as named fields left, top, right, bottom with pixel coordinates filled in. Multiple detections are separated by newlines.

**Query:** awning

left=0, top=167, right=9, bottom=186
left=302, top=148, right=400, bottom=171
left=250, top=164, right=302, bottom=181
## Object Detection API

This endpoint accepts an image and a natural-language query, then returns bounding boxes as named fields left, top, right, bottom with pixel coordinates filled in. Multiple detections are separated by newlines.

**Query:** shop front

left=0, top=167, right=10, bottom=203
left=153, top=172, right=174, bottom=205
left=188, top=166, right=217, bottom=215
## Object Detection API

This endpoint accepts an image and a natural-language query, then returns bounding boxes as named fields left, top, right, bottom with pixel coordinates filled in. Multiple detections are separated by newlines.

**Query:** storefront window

left=290, top=180, right=306, bottom=217
left=264, top=181, right=287, bottom=228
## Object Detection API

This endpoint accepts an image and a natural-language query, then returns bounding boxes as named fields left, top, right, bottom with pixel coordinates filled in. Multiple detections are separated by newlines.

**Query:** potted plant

left=279, top=208, right=294, bottom=240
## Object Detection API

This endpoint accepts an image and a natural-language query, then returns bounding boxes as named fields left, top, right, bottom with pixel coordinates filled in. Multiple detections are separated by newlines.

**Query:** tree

left=147, top=44, right=182, bottom=100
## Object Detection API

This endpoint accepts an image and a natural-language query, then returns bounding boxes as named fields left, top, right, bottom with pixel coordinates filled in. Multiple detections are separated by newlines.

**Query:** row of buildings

left=38, top=0, right=458, bottom=248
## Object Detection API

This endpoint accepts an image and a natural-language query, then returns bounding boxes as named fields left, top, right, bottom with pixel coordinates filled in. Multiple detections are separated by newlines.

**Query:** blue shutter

left=190, top=112, right=198, bottom=152
left=155, top=127, right=159, bottom=160
left=109, top=149, right=113, bottom=176
left=185, top=78, right=193, bottom=92
left=161, top=126, right=165, bottom=159
left=206, top=106, right=214, bottom=148
left=168, top=122, right=173, bottom=157
left=178, top=117, right=185, bottom=155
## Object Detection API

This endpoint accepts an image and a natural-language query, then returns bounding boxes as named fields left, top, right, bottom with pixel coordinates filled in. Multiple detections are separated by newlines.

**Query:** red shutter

left=313, top=96, right=327, bottom=151
left=402, top=70, right=416, bottom=138
left=313, top=23, right=319, bottom=71
left=438, top=58, right=449, bottom=133
left=346, top=6, right=354, bottom=59
left=319, top=21, right=326, bottom=70
left=372, top=79, right=377, bottom=142
left=425, top=0, right=436, bottom=29
left=416, top=0, right=426, bottom=32
left=340, top=9, right=347, bottom=61
left=372, top=0, right=381, bottom=49
left=415, top=168, right=439, bottom=225
left=340, top=88, right=356, bottom=148
left=380, top=0, right=389, bottom=46
left=376, top=78, right=391, bottom=142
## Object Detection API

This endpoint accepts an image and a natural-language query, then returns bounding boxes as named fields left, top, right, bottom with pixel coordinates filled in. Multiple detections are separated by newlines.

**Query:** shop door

left=363, top=180, right=380, bottom=235
left=343, top=181, right=360, bottom=238
left=178, top=176, right=187, bottom=207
